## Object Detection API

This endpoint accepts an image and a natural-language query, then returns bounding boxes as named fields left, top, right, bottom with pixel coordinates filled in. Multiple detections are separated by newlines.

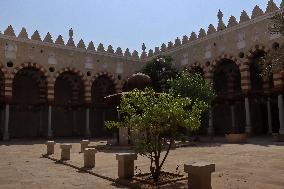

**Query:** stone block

left=60, top=144, right=72, bottom=161
left=46, top=141, right=55, bottom=155
left=80, top=140, right=90, bottom=152
left=84, top=148, right=97, bottom=168
left=116, top=153, right=137, bottom=179
left=184, top=162, right=215, bottom=189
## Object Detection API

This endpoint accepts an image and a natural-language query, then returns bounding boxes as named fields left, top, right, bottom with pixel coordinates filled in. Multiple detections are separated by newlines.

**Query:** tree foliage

left=261, top=12, right=284, bottom=77
left=142, top=56, right=178, bottom=92
left=106, top=88, right=207, bottom=183
left=169, top=71, right=215, bottom=105
left=260, top=46, right=284, bottom=78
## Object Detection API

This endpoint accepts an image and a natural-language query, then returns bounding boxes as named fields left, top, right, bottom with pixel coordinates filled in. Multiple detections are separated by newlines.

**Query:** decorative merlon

left=87, top=41, right=95, bottom=51
left=31, top=30, right=42, bottom=41
left=228, top=16, right=238, bottom=27
left=97, top=43, right=105, bottom=52
left=240, top=11, right=250, bottom=23
left=132, top=50, right=139, bottom=58
left=154, top=47, right=160, bottom=54
left=107, top=45, right=114, bottom=53
left=55, top=35, right=65, bottom=45
left=252, top=5, right=264, bottom=19
left=174, top=37, right=181, bottom=46
left=148, top=49, right=154, bottom=57
left=198, top=28, right=206, bottom=38
left=190, top=32, right=197, bottom=40
left=182, top=35, right=188, bottom=44
left=18, top=27, right=29, bottom=39
left=168, top=41, right=174, bottom=48
left=43, top=32, right=53, bottom=43
left=77, top=39, right=86, bottom=49
left=116, top=47, right=123, bottom=55
left=4, top=25, right=16, bottom=37
left=266, top=0, right=279, bottom=13
left=124, top=48, right=131, bottom=57
left=161, top=43, right=167, bottom=52
left=207, top=24, right=216, bottom=35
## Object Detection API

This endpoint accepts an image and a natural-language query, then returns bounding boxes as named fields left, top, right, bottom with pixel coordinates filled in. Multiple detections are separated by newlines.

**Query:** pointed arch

left=91, top=72, right=120, bottom=93
left=241, top=44, right=271, bottom=94
left=54, top=67, right=88, bottom=104
left=11, top=62, right=50, bottom=104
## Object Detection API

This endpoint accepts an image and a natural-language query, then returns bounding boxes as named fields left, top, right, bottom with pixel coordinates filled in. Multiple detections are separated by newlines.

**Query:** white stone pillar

left=207, top=107, right=214, bottom=136
left=231, top=104, right=235, bottom=132
left=47, top=105, right=53, bottom=138
left=73, top=109, right=77, bottom=135
left=267, top=97, right=273, bottom=134
left=278, top=95, right=284, bottom=134
left=85, top=108, right=91, bottom=137
left=39, top=107, right=43, bottom=135
left=245, top=97, right=252, bottom=134
left=3, top=104, right=10, bottom=140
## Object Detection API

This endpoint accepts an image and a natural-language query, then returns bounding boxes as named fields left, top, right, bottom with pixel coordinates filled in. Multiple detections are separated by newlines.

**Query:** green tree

left=142, top=55, right=178, bottom=92
left=261, top=12, right=284, bottom=77
left=106, top=88, right=207, bottom=184
left=169, top=71, right=215, bottom=105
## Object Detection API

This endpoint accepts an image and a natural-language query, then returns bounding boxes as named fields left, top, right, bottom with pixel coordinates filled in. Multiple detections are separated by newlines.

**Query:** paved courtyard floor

left=0, top=137, right=283, bottom=189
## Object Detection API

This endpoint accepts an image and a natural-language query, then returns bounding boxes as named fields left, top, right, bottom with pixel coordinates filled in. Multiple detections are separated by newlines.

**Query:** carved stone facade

left=0, top=1, right=284, bottom=139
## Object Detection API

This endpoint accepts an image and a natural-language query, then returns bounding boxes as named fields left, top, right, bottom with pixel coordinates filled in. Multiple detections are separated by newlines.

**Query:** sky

left=0, top=0, right=282, bottom=53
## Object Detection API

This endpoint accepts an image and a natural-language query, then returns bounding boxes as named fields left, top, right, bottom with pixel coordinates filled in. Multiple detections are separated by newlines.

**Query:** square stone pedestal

left=46, top=141, right=55, bottom=155
left=80, top=140, right=90, bottom=152
left=84, top=148, right=97, bottom=168
left=184, top=162, right=215, bottom=189
left=272, top=133, right=284, bottom=142
left=60, top=144, right=72, bottom=161
left=116, top=153, right=137, bottom=179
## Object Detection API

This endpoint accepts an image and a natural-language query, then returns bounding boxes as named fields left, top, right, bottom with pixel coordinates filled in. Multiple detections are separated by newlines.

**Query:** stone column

left=47, top=105, right=53, bottom=138
left=244, top=97, right=252, bottom=134
left=267, top=97, right=273, bottom=134
left=3, top=104, right=10, bottom=140
left=85, top=108, right=91, bottom=137
left=39, top=107, right=43, bottom=136
left=119, top=128, right=129, bottom=145
left=207, top=106, right=214, bottom=136
left=231, top=104, right=236, bottom=132
left=73, top=109, right=77, bottom=135
left=1, top=108, right=5, bottom=135
left=278, top=94, right=284, bottom=134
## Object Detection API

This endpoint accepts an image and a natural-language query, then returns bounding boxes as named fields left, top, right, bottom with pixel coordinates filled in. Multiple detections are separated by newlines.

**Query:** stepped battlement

left=0, top=0, right=282, bottom=61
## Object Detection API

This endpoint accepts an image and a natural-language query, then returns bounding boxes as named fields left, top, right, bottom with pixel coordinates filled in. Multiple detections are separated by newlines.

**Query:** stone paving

left=0, top=137, right=283, bottom=189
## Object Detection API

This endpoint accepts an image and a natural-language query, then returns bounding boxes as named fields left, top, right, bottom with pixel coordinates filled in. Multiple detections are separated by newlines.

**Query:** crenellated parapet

left=0, top=26, right=142, bottom=61
left=0, top=0, right=283, bottom=69
left=142, top=0, right=284, bottom=63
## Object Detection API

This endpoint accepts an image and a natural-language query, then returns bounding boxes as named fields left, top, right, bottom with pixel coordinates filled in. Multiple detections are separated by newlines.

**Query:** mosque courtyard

left=0, top=137, right=283, bottom=189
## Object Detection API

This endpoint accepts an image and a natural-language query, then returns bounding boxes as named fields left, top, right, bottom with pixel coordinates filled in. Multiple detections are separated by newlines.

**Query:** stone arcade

left=0, top=0, right=284, bottom=140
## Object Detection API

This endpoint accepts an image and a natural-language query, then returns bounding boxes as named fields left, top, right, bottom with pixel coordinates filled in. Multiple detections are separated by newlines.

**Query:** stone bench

left=84, top=148, right=97, bottom=168
left=80, top=140, right=90, bottom=152
left=46, top=141, right=55, bottom=155
left=184, top=162, right=215, bottom=189
left=116, top=153, right=137, bottom=179
left=60, top=144, right=72, bottom=161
